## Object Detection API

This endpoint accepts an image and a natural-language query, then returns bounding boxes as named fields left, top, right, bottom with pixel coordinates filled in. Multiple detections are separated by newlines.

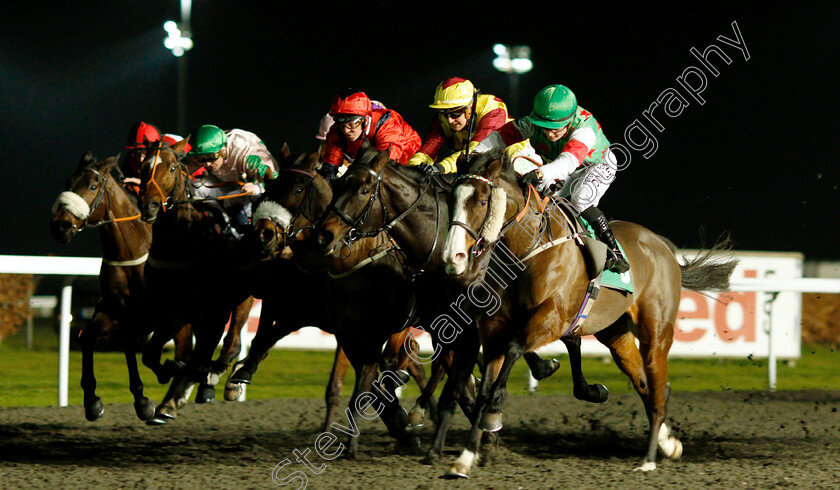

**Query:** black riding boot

left=581, top=206, right=629, bottom=273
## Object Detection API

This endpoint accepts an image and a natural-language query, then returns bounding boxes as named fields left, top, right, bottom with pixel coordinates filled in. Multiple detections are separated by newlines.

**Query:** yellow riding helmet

left=429, top=77, right=475, bottom=110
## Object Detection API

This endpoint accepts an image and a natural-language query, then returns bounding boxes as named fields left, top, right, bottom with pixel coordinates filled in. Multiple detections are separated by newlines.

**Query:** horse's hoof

left=135, top=397, right=156, bottom=421
left=84, top=397, right=104, bottom=421
left=422, top=450, right=440, bottom=465
left=406, top=408, right=425, bottom=429
left=146, top=417, right=167, bottom=426
left=228, top=368, right=252, bottom=385
left=195, top=384, right=215, bottom=404
left=479, top=412, right=503, bottom=432
left=532, top=358, right=562, bottom=380
left=657, top=423, right=683, bottom=460
left=633, top=461, right=657, bottom=472
left=575, top=383, right=610, bottom=403
left=445, top=450, right=478, bottom=478
left=396, top=369, right=411, bottom=384
left=156, top=407, right=177, bottom=420
left=224, top=383, right=243, bottom=401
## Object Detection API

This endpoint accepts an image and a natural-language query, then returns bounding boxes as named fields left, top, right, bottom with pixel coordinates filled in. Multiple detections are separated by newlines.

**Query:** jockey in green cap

left=474, top=84, right=629, bottom=273
left=185, top=124, right=279, bottom=235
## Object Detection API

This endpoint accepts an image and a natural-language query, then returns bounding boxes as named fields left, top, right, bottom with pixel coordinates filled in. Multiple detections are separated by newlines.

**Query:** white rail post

left=764, top=292, right=780, bottom=391
left=58, top=285, right=73, bottom=407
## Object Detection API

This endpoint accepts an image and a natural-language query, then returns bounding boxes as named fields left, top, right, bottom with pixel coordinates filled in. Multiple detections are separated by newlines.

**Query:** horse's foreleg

left=79, top=313, right=108, bottom=421
left=342, top=361, right=380, bottom=459
left=323, top=346, right=350, bottom=432
left=522, top=351, right=560, bottom=381
left=213, top=297, right=251, bottom=371
left=446, top=344, right=519, bottom=479
left=142, top=318, right=186, bottom=385
left=121, top=328, right=155, bottom=422
left=424, top=333, right=479, bottom=465
left=189, top=317, right=227, bottom=404
left=408, top=353, right=444, bottom=429
left=560, top=336, right=609, bottom=403
left=227, top=300, right=297, bottom=391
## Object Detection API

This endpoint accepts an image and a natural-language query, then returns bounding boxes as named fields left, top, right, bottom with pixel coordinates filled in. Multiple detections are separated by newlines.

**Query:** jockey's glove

left=520, top=168, right=543, bottom=189
left=421, top=162, right=445, bottom=177
left=318, top=163, right=339, bottom=180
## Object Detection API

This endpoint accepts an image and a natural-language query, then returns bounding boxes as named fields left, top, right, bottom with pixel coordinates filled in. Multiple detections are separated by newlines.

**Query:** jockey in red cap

left=318, top=89, right=421, bottom=180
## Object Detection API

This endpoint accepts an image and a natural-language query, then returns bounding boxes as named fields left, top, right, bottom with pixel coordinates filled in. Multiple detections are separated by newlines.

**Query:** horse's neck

left=381, top=167, right=443, bottom=270
left=97, top=177, right=151, bottom=261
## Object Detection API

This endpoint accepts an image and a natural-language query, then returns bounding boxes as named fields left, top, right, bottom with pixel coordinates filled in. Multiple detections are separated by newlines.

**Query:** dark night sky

left=2, top=2, right=838, bottom=260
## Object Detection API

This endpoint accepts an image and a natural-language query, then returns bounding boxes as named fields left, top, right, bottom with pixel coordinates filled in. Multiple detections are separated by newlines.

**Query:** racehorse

left=50, top=151, right=249, bottom=422
left=225, top=150, right=426, bottom=453
left=137, top=138, right=256, bottom=421
left=314, top=147, right=608, bottom=464
left=439, top=149, right=739, bottom=476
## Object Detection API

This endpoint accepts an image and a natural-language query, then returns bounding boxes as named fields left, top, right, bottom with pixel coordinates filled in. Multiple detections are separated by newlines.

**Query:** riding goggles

left=193, top=151, right=223, bottom=163
left=440, top=106, right=468, bottom=120
left=334, top=115, right=365, bottom=127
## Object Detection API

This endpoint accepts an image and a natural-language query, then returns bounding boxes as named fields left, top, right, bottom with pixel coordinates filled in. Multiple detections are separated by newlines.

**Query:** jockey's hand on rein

left=520, top=169, right=543, bottom=188
left=318, top=163, right=339, bottom=181
left=421, top=163, right=445, bottom=177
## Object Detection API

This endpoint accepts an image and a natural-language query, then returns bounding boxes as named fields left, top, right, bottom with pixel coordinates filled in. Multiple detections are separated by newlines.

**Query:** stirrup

left=606, top=249, right=629, bottom=273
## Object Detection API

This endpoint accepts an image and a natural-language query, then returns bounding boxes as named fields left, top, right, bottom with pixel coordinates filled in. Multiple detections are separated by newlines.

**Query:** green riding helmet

left=191, top=124, right=228, bottom=156
left=529, top=85, right=578, bottom=129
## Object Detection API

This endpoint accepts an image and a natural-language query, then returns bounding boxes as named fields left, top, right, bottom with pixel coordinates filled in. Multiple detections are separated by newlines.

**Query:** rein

left=327, top=165, right=433, bottom=242
left=449, top=173, right=497, bottom=257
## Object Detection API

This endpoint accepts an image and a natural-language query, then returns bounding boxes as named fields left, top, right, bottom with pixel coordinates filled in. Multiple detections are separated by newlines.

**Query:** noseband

left=449, top=173, right=498, bottom=257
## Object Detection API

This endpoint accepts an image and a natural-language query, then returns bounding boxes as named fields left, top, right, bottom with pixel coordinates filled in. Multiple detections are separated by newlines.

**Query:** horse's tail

left=678, top=234, right=739, bottom=292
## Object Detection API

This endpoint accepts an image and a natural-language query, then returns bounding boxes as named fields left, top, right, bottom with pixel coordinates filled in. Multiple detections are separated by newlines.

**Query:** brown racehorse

left=314, top=147, right=608, bottom=465
left=137, top=138, right=255, bottom=422
left=226, top=150, right=425, bottom=454
left=50, top=151, right=249, bottom=423
left=439, top=149, right=738, bottom=476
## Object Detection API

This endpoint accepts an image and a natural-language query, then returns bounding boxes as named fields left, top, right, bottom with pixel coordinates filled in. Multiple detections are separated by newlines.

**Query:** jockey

left=317, top=89, right=421, bottom=180
left=185, top=124, right=278, bottom=233
left=407, top=77, right=511, bottom=176
left=474, top=84, right=629, bottom=273
left=123, top=121, right=191, bottom=189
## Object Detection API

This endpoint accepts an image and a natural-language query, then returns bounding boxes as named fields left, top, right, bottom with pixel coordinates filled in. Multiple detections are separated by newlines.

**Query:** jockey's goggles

left=334, top=115, right=365, bottom=127
left=440, top=106, right=468, bottom=120
left=193, top=151, right=223, bottom=163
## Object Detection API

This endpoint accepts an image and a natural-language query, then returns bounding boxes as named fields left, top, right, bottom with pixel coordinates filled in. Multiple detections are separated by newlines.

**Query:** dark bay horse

left=314, top=148, right=606, bottom=465
left=439, top=150, right=738, bottom=476
left=226, top=150, right=425, bottom=454
left=50, top=152, right=156, bottom=421
left=50, top=151, right=249, bottom=423
left=137, top=138, right=255, bottom=421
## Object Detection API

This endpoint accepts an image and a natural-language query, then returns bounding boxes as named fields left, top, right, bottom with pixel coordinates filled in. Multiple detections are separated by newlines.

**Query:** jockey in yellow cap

left=407, top=77, right=511, bottom=175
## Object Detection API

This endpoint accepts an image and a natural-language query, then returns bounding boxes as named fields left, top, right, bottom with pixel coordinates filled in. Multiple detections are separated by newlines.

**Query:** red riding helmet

left=126, top=122, right=161, bottom=149
left=329, top=90, right=372, bottom=118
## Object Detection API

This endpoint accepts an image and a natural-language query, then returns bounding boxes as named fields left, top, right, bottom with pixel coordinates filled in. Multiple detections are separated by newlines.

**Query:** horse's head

left=139, top=137, right=190, bottom=223
left=315, top=146, right=392, bottom=256
left=50, top=152, right=120, bottom=243
left=249, top=148, right=331, bottom=258
left=442, top=149, right=512, bottom=277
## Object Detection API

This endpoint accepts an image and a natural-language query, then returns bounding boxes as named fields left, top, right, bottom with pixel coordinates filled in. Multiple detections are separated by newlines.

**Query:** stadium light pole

left=163, top=0, right=193, bottom=135
left=492, top=44, right=533, bottom=117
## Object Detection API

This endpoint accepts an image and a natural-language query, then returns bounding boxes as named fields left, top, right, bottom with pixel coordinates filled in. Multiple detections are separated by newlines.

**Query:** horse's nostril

left=454, top=252, right=468, bottom=264
left=58, top=220, right=72, bottom=232
left=259, top=228, right=275, bottom=243
left=317, top=230, right=333, bottom=248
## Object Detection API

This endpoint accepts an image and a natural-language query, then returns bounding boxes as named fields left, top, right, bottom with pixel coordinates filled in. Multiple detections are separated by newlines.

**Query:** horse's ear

left=104, top=154, right=120, bottom=168
left=370, top=150, right=390, bottom=173
left=79, top=151, right=95, bottom=169
left=278, top=142, right=290, bottom=160
left=486, top=158, right=504, bottom=183
left=301, top=152, right=320, bottom=174
left=171, top=137, right=189, bottom=153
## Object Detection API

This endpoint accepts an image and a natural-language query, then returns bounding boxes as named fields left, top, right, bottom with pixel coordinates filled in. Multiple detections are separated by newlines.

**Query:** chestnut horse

left=439, top=149, right=738, bottom=476
left=314, top=148, right=607, bottom=465
left=226, top=150, right=425, bottom=453
left=137, top=138, right=255, bottom=422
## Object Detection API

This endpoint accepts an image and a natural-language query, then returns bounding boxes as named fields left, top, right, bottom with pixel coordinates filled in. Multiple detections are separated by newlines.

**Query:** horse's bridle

left=256, top=167, right=321, bottom=248
left=143, top=145, right=190, bottom=211
left=449, top=173, right=498, bottom=258
left=326, top=165, right=433, bottom=243
left=58, top=165, right=129, bottom=231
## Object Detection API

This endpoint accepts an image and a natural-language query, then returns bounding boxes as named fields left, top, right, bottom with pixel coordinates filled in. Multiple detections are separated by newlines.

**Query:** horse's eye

left=89, top=185, right=97, bottom=191
left=170, top=165, right=177, bottom=172
left=360, top=188, right=370, bottom=196
left=294, top=187, right=303, bottom=194
left=479, top=200, right=488, bottom=207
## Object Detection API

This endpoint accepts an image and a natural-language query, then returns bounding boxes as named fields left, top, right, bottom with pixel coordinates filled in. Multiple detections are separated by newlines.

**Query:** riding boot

left=581, top=206, right=629, bottom=273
